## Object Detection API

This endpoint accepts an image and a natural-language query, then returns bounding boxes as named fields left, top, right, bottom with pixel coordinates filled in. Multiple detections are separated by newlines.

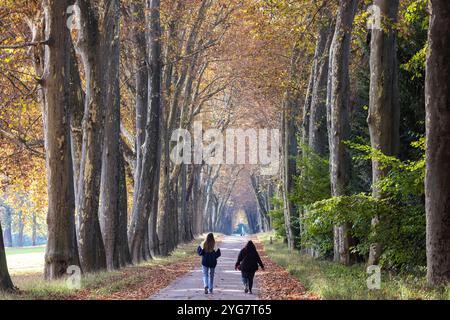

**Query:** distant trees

left=0, top=199, right=45, bottom=247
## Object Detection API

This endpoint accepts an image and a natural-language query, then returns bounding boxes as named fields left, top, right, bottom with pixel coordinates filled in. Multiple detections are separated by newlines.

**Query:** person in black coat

left=235, top=240, right=264, bottom=294
left=197, top=233, right=221, bottom=294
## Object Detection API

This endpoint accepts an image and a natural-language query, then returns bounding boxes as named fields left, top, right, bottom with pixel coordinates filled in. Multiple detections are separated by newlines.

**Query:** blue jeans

left=202, top=266, right=215, bottom=292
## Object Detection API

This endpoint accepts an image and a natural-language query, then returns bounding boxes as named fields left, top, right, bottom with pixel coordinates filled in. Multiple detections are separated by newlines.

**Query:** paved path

left=150, top=236, right=259, bottom=300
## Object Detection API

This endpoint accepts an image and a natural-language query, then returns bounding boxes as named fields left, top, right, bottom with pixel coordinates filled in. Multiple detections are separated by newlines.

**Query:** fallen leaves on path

left=253, top=239, right=318, bottom=300
left=62, top=254, right=199, bottom=300
left=73, top=237, right=223, bottom=300
left=92, top=257, right=199, bottom=300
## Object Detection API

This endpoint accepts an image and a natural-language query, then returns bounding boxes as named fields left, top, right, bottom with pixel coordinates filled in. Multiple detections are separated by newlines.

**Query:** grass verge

left=6, top=246, right=46, bottom=256
left=258, top=233, right=450, bottom=300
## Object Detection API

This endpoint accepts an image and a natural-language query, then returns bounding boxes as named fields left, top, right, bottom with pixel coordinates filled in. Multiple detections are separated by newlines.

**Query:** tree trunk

left=32, top=212, right=37, bottom=247
left=68, top=42, right=84, bottom=240
left=309, top=20, right=335, bottom=156
left=76, top=0, right=111, bottom=273
left=0, top=223, right=14, bottom=291
left=118, top=147, right=132, bottom=267
left=250, top=175, right=271, bottom=231
left=367, top=0, right=400, bottom=266
left=130, top=0, right=148, bottom=234
left=302, top=67, right=314, bottom=147
left=157, top=159, right=172, bottom=255
left=0, top=204, right=13, bottom=248
left=283, top=46, right=302, bottom=250
left=69, top=43, right=85, bottom=203
left=17, top=211, right=24, bottom=247
left=99, top=0, right=130, bottom=271
left=41, top=0, right=79, bottom=279
left=327, top=0, right=358, bottom=266
left=149, top=150, right=161, bottom=257
left=425, top=0, right=450, bottom=286
left=128, top=0, right=162, bottom=263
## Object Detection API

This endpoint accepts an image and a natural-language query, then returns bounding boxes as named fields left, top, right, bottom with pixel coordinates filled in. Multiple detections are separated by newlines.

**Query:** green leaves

left=291, top=139, right=427, bottom=268
left=401, top=45, right=428, bottom=80
left=291, top=143, right=330, bottom=208
left=268, top=196, right=286, bottom=239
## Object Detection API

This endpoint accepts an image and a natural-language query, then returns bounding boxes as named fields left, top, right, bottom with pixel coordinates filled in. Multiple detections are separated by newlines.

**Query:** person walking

left=197, top=233, right=221, bottom=294
left=235, top=240, right=264, bottom=294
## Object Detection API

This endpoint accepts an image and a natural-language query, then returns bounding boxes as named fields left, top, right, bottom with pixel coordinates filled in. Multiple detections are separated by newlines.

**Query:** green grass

left=6, top=246, right=46, bottom=256
left=258, top=233, right=450, bottom=300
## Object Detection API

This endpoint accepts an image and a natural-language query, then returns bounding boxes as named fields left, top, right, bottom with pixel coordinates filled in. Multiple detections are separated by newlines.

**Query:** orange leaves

left=73, top=255, right=199, bottom=300
left=254, top=239, right=318, bottom=300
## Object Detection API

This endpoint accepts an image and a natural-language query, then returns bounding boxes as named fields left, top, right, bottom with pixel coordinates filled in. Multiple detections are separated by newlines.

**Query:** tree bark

left=0, top=204, right=13, bottom=248
left=0, top=223, right=14, bottom=291
left=157, top=161, right=172, bottom=256
left=425, top=0, right=450, bottom=286
left=99, top=0, right=130, bottom=271
left=149, top=149, right=161, bottom=257
left=302, top=67, right=314, bottom=147
left=309, top=20, right=334, bottom=156
left=282, top=46, right=302, bottom=250
left=250, top=175, right=271, bottom=231
left=327, top=0, right=358, bottom=266
left=68, top=42, right=84, bottom=241
left=367, top=0, right=400, bottom=266
left=17, top=211, right=24, bottom=247
left=69, top=43, right=85, bottom=203
left=118, top=147, right=132, bottom=266
left=41, top=0, right=79, bottom=279
left=128, top=0, right=162, bottom=263
left=130, top=0, right=148, bottom=238
left=32, top=212, right=37, bottom=246
left=76, top=0, right=110, bottom=273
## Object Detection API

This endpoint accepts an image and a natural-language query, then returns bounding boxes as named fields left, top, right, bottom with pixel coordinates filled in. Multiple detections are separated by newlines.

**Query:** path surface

left=150, top=236, right=259, bottom=300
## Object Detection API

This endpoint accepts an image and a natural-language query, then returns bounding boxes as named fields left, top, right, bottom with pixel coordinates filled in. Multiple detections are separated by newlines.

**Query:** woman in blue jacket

left=197, top=233, right=221, bottom=294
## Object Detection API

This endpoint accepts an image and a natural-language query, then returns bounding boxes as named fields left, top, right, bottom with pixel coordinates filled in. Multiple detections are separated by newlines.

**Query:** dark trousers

left=241, top=271, right=255, bottom=291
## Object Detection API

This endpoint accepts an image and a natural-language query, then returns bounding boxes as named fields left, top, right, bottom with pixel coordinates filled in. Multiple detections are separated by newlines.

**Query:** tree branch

left=0, top=40, right=49, bottom=50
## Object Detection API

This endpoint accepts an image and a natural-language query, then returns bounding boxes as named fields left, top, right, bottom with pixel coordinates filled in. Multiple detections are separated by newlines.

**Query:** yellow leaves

left=0, top=150, right=47, bottom=223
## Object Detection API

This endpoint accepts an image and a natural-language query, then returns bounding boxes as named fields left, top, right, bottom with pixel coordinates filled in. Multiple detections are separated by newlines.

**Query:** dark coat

left=235, top=248, right=264, bottom=273
left=197, top=246, right=221, bottom=268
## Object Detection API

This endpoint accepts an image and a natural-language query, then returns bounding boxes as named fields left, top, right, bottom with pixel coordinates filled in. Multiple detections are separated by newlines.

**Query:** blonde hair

left=203, top=233, right=215, bottom=253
